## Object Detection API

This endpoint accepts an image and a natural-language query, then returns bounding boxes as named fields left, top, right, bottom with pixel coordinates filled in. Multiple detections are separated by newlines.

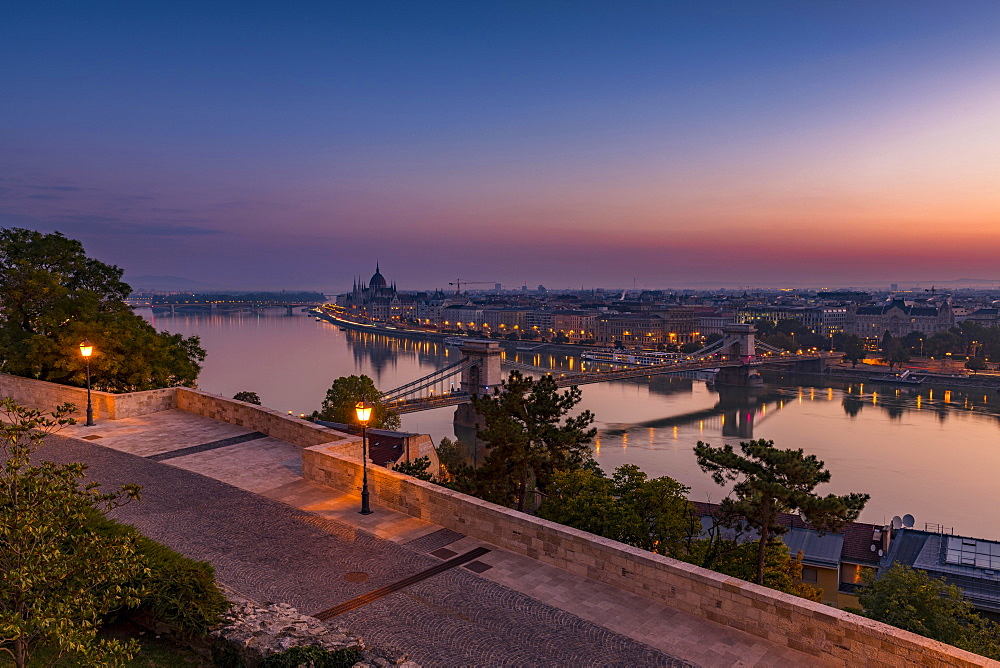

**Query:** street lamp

left=79, top=340, right=95, bottom=426
left=355, top=401, right=373, bottom=515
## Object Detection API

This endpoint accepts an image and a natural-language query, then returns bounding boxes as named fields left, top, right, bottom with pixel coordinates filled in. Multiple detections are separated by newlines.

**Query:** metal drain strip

left=147, top=431, right=267, bottom=461
left=313, top=547, right=490, bottom=620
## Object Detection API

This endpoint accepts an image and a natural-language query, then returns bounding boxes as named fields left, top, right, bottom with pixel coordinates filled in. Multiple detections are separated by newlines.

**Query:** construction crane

left=449, top=280, right=496, bottom=295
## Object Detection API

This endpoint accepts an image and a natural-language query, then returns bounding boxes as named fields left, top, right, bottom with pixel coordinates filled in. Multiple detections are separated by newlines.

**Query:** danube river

left=143, top=309, right=1000, bottom=540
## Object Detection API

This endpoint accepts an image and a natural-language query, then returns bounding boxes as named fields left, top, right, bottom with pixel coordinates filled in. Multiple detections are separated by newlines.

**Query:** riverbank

left=311, top=309, right=597, bottom=357
left=826, top=364, right=1000, bottom=391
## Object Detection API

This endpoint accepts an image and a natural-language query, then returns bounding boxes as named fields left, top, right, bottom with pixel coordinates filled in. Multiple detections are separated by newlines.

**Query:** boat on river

left=870, top=369, right=925, bottom=385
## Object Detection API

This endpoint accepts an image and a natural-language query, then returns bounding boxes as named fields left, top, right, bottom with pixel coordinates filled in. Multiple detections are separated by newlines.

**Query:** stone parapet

left=303, top=443, right=995, bottom=667
left=0, top=373, right=175, bottom=420
left=176, top=389, right=348, bottom=448
left=0, top=376, right=348, bottom=449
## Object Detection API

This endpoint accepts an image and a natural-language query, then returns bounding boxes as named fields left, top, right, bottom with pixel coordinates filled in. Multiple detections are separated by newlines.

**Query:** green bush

left=259, top=646, right=362, bottom=667
left=89, top=513, right=229, bottom=636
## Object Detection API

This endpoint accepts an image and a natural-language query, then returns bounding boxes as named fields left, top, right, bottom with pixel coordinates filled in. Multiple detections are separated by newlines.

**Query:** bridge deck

left=390, top=353, right=835, bottom=412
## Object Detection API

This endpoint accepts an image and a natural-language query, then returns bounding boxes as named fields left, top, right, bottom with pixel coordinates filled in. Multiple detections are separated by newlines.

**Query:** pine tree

left=472, top=371, right=596, bottom=511
left=693, top=438, right=868, bottom=585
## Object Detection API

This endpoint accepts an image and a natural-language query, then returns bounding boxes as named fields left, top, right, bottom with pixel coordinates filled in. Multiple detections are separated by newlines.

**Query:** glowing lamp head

left=355, top=401, right=373, bottom=424
left=79, top=340, right=94, bottom=358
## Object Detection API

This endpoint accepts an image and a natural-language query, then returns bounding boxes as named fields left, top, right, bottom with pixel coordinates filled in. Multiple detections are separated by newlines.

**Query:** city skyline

left=3, top=1, right=1000, bottom=289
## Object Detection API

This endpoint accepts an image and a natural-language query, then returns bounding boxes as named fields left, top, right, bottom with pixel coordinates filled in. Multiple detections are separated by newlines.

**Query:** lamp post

left=355, top=401, right=373, bottom=515
left=79, top=340, right=95, bottom=426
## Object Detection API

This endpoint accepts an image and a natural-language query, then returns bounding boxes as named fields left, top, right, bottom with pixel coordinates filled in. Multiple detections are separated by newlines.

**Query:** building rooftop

left=884, top=529, right=1000, bottom=614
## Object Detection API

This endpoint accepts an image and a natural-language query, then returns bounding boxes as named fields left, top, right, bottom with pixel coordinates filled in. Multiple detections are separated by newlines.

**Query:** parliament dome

left=369, top=263, right=387, bottom=290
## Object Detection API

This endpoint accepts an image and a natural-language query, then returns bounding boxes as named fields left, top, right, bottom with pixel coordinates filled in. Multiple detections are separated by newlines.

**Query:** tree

left=693, top=438, right=869, bottom=585
left=841, top=334, right=867, bottom=368
left=471, top=371, right=596, bottom=511
left=232, top=391, right=261, bottom=405
left=316, top=374, right=400, bottom=430
left=879, top=336, right=910, bottom=370
left=537, top=469, right=626, bottom=541
left=537, top=465, right=821, bottom=601
left=686, top=535, right=822, bottom=602
left=539, top=465, right=698, bottom=560
left=925, top=330, right=961, bottom=358
left=0, top=399, right=146, bottom=668
left=859, top=564, right=1000, bottom=659
left=392, top=456, right=434, bottom=481
left=966, top=357, right=987, bottom=375
left=610, top=464, right=698, bottom=558
left=0, top=228, right=205, bottom=391
left=679, top=341, right=703, bottom=354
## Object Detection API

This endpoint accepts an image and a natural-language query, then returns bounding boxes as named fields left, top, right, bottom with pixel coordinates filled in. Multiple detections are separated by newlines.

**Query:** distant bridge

left=132, top=299, right=324, bottom=316
left=384, top=324, right=836, bottom=414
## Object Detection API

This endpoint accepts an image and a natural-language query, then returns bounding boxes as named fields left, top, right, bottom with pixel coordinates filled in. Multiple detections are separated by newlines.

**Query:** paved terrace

left=49, top=409, right=819, bottom=667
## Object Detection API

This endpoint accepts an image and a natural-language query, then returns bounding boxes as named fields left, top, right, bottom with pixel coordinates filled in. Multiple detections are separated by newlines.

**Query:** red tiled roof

left=841, top=522, right=882, bottom=565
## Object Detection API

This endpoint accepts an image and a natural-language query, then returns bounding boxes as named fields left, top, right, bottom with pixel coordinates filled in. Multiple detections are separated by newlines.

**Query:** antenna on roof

left=891, top=516, right=903, bottom=530
left=902, top=514, right=915, bottom=528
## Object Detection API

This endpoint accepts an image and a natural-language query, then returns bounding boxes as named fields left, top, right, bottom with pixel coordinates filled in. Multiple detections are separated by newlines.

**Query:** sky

left=2, top=1, right=1000, bottom=291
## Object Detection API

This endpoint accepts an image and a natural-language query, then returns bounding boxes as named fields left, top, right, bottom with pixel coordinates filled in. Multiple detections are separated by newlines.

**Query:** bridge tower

left=458, top=340, right=503, bottom=395
left=714, top=323, right=763, bottom=387
left=454, top=340, right=503, bottom=457
left=717, top=323, right=756, bottom=361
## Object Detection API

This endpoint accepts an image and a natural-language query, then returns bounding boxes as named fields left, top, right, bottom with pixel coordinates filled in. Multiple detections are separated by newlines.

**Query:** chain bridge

left=383, top=324, right=836, bottom=414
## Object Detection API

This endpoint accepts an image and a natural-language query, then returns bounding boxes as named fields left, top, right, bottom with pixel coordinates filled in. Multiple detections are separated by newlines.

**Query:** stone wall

left=0, top=373, right=109, bottom=419
left=108, top=388, right=177, bottom=418
left=303, top=444, right=993, bottom=667
left=0, top=373, right=174, bottom=420
left=176, top=389, right=348, bottom=448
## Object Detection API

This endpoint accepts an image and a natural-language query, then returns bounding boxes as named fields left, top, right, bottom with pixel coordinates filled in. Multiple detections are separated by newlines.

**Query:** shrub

left=259, top=646, right=362, bottom=667
left=89, top=513, right=229, bottom=636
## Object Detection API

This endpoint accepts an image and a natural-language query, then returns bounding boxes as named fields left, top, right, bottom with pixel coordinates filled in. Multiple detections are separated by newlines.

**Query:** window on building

left=802, top=567, right=819, bottom=583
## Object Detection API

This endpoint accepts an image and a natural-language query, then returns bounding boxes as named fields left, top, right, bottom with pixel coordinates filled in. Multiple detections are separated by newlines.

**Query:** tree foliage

left=0, top=399, right=146, bottom=668
left=688, top=536, right=822, bottom=602
left=966, top=357, right=987, bottom=374
left=232, top=391, right=262, bottom=405
left=693, top=438, right=869, bottom=585
left=391, top=456, right=434, bottom=481
left=841, top=334, right=867, bottom=367
left=316, top=374, right=400, bottom=430
left=0, top=228, right=205, bottom=391
left=860, top=564, right=1000, bottom=660
left=879, top=335, right=910, bottom=370
left=537, top=463, right=822, bottom=601
left=539, top=465, right=697, bottom=558
left=471, top=371, right=596, bottom=511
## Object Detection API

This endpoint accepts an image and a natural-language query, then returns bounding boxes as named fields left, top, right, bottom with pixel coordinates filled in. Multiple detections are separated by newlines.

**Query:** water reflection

left=837, top=381, right=999, bottom=426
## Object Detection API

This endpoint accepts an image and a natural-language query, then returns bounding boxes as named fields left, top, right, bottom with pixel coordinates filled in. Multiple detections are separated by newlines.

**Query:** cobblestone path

left=42, top=436, right=694, bottom=667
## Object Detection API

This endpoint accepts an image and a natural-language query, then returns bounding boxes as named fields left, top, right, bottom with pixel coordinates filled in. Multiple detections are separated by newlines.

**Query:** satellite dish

left=891, top=516, right=903, bottom=530
left=870, top=544, right=877, bottom=552
left=878, top=549, right=884, bottom=557
left=902, top=514, right=915, bottom=528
